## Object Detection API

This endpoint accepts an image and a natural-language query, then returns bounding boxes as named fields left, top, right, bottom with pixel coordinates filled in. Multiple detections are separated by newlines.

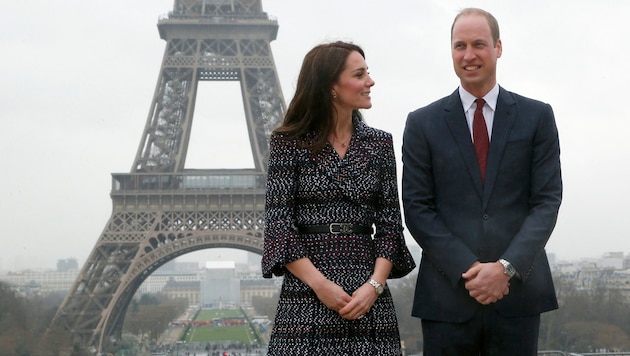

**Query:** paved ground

left=162, top=326, right=183, bottom=344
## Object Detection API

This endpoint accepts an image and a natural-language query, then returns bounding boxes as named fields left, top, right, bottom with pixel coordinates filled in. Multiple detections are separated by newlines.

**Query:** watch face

left=370, top=279, right=384, bottom=294
left=505, top=264, right=515, bottom=276
left=500, top=259, right=515, bottom=277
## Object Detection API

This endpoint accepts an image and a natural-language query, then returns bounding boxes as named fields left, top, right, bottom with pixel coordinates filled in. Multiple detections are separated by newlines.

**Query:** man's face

left=451, top=14, right=502, bottom=97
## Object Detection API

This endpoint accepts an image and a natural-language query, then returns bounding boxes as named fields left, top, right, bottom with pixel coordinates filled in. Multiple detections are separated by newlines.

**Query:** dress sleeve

left=373, top=133, right=417, bottom=278
left=261, top=134, right=308, bottom=278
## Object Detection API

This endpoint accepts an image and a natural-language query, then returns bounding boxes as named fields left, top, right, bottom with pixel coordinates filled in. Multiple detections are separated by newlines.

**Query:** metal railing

left=111, top=172, right=267, bottom=192
left=539, top=352, right=630, bottom=356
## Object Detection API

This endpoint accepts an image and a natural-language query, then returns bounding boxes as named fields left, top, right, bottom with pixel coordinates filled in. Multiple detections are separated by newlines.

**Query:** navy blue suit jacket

left=402, top=87, right=562, bottom=322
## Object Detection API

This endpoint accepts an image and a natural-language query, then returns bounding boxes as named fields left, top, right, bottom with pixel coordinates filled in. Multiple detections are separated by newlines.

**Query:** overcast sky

left=1, top=0, right=628, bottom=271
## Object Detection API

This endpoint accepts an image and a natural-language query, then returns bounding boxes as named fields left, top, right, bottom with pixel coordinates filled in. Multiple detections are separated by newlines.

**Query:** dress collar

left=352, top=114, right=369, bottom=141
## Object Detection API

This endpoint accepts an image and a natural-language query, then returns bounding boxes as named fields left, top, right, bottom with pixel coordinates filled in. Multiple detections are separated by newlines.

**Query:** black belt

left=297, top=223, right=373, bottom=235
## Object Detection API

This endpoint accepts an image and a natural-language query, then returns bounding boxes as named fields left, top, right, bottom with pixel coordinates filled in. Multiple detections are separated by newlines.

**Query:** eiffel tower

left=49, top=0, right=285, bottom=352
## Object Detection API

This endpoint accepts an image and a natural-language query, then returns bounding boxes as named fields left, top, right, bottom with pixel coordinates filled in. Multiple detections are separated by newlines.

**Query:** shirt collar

left=458, top=84, right=500, bottom=112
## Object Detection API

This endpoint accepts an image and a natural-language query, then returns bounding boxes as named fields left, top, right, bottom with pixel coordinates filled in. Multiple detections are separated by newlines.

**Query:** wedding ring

left=357, top=314, right=364, bottom=319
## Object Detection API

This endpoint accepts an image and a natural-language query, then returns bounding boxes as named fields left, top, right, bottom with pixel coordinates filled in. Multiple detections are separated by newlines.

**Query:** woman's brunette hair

left=273, top=41, right=365, bottom=152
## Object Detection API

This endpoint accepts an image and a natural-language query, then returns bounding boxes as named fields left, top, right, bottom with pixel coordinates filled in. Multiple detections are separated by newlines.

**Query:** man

left=402, top=8, right=562, bottom=356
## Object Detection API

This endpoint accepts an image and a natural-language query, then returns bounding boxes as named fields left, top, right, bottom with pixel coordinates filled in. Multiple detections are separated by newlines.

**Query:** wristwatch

left=368, top=279, right=384, bottom=295
left=498, top=259, right=517, bottom=278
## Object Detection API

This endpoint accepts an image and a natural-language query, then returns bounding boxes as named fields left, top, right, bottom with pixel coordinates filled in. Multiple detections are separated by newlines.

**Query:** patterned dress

left=262, top=117, right=416, bottom=356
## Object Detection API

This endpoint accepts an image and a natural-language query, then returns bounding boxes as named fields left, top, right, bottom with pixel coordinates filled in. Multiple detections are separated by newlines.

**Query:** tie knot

left=475, top=98, right=486, bottom=110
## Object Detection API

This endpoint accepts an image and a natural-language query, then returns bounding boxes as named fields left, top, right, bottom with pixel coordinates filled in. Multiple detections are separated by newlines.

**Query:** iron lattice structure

left=49, top=0, right=285, bottom=352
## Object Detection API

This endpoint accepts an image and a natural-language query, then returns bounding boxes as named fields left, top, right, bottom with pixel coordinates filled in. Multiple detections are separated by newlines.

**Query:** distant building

left=551, top=252, right=630, bottom=303
left=200, top=261, right=240, bottom=307
left=56, top=258, right=79, bottom=272
left=0, top=269, right=78, bottom=295
left=136, top=260, right=202, bottom=295
left=160, top=278, right=201, bottom=305
left=241, top=278, right=278, bottom=304
left=600, top=251, right=625, bottom=270
left=158, top=260, right=199, bottom=273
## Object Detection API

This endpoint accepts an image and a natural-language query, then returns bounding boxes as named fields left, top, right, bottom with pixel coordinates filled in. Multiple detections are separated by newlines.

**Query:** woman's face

left=331, top=51, right=375, bottom=113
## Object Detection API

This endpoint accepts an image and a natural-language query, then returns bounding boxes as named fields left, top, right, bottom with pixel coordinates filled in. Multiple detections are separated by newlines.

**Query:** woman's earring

left=331, top=92, right=337, bottom=99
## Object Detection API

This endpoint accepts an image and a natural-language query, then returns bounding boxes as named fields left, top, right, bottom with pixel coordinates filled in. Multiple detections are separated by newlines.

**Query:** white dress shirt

left=458, top=84, right=499, bottom=142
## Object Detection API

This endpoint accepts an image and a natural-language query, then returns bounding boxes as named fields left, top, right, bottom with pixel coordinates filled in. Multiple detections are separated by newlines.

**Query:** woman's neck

left=329, top=113, right=354, bottom=151
left=331, top=111, right=353, bottom=137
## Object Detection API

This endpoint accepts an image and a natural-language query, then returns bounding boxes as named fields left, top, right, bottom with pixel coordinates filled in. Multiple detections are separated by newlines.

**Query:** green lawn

left=186, top=325, right=256, bottom=344
left=178, top=308, right=262, bottom=345
left=195, top=308, right=243, bottom=321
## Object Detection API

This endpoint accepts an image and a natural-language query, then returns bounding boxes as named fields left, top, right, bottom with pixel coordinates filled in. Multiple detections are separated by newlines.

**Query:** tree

left=122, top=294, right=188, bottom=349
left=0, top=283, right=33, bottom=355
left=32, top=324, right=75, bottom=356
left=539, top=272, right=630, bottom=352
left=0, top=282, right=28, bottom=332
left=564, top=321, right=630, bottom=352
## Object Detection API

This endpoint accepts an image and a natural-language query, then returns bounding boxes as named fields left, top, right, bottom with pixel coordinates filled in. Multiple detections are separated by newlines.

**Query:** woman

left=262, top=41, right=416, bottom=355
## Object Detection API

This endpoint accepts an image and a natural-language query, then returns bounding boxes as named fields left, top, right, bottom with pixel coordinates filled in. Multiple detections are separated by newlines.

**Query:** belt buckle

left=329, top=223, right=353, bottom=234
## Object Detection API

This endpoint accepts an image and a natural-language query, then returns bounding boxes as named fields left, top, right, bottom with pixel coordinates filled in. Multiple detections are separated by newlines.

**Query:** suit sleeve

left=261, top=134, right=308, bottom=278
left=402, top=111, right=478, bottom=286
left=501, top=103, right=562, bottom=280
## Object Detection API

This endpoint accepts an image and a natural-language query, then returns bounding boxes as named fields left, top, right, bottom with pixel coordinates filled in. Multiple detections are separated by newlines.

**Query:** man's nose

left=463, top=47, right=476, bottom=60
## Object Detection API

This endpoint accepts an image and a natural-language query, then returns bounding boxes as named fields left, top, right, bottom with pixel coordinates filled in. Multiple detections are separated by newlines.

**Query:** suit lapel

left=442, top=90, right=484, bottom=198
left=483, top=87, right=517, bottom=205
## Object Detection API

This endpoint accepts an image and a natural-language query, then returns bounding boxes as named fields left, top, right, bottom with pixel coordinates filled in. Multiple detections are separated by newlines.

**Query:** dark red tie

left=473, top=98, right=489, bottom=181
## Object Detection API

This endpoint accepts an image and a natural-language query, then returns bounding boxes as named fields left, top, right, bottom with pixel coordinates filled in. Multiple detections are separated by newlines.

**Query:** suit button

left=482, top=213, right=490, bottom=220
